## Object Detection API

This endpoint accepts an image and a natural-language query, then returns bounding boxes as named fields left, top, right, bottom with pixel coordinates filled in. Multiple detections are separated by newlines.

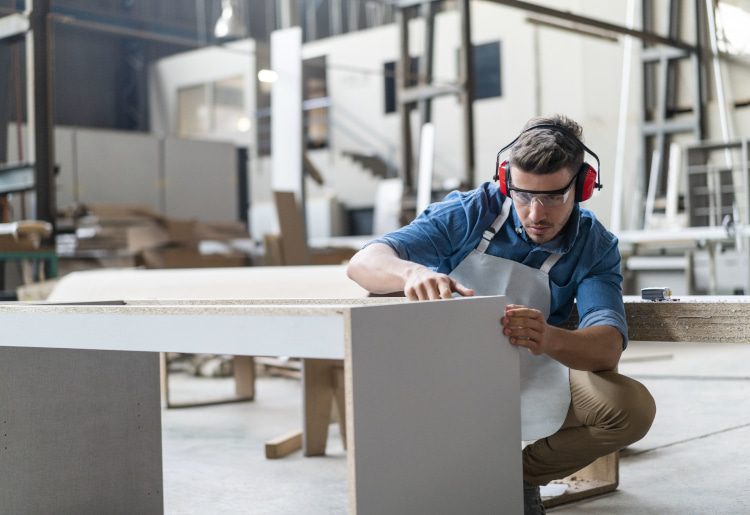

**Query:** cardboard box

left=0, top=233, right=37, bottom=251
left=86, top=203, right=165, bottom=223
left=126, top=224, right=170, bottom=253
left=196, top=221, right=249, bottom=240
left=164, top=219, right=198, bottom=245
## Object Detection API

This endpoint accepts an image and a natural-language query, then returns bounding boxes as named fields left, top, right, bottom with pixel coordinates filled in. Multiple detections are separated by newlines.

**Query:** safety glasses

left=508, top=173, right=576, bottom=207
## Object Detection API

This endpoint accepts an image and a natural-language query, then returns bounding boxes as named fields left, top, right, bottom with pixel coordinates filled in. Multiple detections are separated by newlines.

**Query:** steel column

left=29, top=0, right=55, bottom=229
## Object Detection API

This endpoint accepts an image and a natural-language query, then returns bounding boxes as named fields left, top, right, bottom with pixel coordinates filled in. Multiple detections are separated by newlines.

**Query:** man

left=346, top=115, right=656, bottom=514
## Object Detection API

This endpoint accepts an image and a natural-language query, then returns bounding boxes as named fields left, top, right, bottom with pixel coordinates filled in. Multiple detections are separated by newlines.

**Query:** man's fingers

left=505, top=317, right=543, bottom=332
left=438, top=281, right=453, bottom=299
left=507, top=335, right=543, bottom=355
left=405, top=273, right=474, bottom=302
left=508, top=326, right=541, bottom=340
left=505, top=307, right=541, bottom=318
left=412, top=283, right=427, bottom=301
left=451, top=280, right=475, bottom=297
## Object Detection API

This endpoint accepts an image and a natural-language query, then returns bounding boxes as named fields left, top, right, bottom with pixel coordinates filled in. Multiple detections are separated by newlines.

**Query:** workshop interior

left=1, top=1, right=749, bottom=514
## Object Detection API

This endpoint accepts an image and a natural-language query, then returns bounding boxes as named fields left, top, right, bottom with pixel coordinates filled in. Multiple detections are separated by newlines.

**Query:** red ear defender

left=493, top=123, right=603, bottom=201
left=576, top=164, right=599, bottom=202
left=497, top=161, right=509, bottom=195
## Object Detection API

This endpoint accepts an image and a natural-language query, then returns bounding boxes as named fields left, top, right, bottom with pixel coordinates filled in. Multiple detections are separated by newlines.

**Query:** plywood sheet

left=47, top=265, right=366, bottom=301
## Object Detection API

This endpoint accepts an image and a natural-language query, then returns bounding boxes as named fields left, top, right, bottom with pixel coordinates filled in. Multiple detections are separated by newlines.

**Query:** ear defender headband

left=493, top=123, right=603, bottom=203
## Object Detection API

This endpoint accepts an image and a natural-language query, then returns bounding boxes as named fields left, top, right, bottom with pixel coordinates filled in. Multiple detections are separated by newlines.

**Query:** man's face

left=508, top=166, right=577, bottom=244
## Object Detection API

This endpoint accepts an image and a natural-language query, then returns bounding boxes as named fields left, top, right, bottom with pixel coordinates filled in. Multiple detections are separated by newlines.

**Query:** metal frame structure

left=0, top=1, right=56, bottom=230
left=640, top=0, right=706, bottom=229
left=396, top=0, right=476, bottom=194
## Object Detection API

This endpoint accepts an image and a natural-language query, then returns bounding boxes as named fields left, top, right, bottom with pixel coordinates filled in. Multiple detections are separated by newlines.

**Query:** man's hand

left=501, top=304, right=558, bottom=355
left=403, top=267, right=475, bottom=301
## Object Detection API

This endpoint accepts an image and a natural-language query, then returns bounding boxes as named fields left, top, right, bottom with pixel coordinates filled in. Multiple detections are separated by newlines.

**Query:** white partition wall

left=163, top=137, right=238, bottom=221
left=6, top=124, right=243, bottom=221
left=76, top=128, right=162, bottom=211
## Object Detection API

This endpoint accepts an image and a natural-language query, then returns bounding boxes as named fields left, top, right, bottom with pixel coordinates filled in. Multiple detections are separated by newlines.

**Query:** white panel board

left=163, top=137, right=238, bottom=221
left=76, top=129, right=162, bottom=212
left=271, top=27, right=303, bottom=194
left=347, top=296, right=522, bottom=515
left=0, top=310, right=346, bottom=359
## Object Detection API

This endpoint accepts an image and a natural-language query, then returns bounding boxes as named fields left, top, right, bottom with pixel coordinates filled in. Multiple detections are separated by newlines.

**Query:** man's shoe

left=523, top=480, right=546, bottom=515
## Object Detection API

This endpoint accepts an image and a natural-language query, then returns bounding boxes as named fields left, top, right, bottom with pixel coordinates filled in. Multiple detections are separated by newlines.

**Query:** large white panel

left=163, top=137, right=238, bottom=221
left=76, top=129, right=162, bottom=211
left=271, top=27, right=303, bottom=194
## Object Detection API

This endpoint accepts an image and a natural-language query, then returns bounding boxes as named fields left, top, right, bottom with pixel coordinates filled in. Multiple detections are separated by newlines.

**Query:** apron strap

left=477, top=197, right=513, bottom=254
left=540, top=252, right=564, bottom=274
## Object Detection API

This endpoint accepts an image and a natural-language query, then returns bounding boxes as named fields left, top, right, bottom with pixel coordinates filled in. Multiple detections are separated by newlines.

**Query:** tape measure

left=640, top=287, right=673, bottom=301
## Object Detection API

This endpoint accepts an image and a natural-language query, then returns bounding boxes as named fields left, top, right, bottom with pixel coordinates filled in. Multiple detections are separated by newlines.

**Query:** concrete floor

left=163, top=341, right=750, bottom=514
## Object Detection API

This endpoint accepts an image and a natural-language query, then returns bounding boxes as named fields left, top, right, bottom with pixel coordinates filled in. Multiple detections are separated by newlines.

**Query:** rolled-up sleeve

left=576, top=236, right=629, bottom=349
left=365, top=189, right=482, bottom=272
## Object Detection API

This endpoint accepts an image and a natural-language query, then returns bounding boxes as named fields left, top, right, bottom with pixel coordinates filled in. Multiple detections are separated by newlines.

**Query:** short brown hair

left=509, top=114, right=584, bottom=176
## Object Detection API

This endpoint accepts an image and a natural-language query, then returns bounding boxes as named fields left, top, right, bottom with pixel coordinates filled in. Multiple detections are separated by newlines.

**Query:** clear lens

left=511, top=190, right=570, bottom=207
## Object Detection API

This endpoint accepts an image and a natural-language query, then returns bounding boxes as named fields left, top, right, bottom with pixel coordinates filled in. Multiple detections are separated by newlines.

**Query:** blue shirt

left=369, top=182, right=628, bottom=348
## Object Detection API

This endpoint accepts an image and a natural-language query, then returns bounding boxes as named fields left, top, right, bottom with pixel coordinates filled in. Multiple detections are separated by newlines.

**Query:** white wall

left=147, top=0, right=750, bottom=233
left=294, top=1, right=630, bottom=225
left=148, top=39, right=256, bottom=148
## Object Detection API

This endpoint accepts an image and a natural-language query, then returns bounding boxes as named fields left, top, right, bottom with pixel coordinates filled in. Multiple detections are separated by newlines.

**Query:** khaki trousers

left=522, top=369, right=656, bottom=485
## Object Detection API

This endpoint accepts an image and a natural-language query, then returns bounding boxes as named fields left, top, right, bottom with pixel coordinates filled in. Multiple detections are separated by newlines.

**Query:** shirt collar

left=510, top=203, right=581, bottom=254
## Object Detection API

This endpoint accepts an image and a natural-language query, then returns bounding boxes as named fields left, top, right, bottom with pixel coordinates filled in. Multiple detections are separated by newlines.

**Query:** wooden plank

left=332, top=364, right=347, bottom=449
left=543, top=452, right=619, bottom=508
left=303, top=358, right=338, bottom=456
left=265, top=430, right=303, bottom=459
left=345, top=296, right=522, bottom=515
left=159, top=351, right=170, bottom=409
left=233, top=356, right=256, bottom=399
left=274, top=190, right=310, bottom=266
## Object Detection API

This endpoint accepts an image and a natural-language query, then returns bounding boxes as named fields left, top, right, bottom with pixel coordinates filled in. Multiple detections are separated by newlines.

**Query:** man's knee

left=574, top=371, right=656, bottom=445
left=599, top=374, right=656, bottom=444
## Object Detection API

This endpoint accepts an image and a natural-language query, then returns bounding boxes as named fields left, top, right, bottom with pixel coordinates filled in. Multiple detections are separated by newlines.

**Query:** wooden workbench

left=0, top=296, right=523, bottom=515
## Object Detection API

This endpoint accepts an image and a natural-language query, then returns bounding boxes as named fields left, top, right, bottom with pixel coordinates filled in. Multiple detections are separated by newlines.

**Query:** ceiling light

left=214, top=0, right=247, bottom=40
left=257, top=69, right=279, bottom=83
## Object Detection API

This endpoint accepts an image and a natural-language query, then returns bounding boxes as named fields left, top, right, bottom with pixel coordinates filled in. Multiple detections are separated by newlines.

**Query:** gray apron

left=449, top=197, right=571, bottom=440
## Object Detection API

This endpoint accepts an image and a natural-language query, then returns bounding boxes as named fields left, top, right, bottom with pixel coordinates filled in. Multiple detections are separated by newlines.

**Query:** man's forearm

left=545, top=325, right=623, bottom=372
left=346, top=243, right=423, bottom=294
